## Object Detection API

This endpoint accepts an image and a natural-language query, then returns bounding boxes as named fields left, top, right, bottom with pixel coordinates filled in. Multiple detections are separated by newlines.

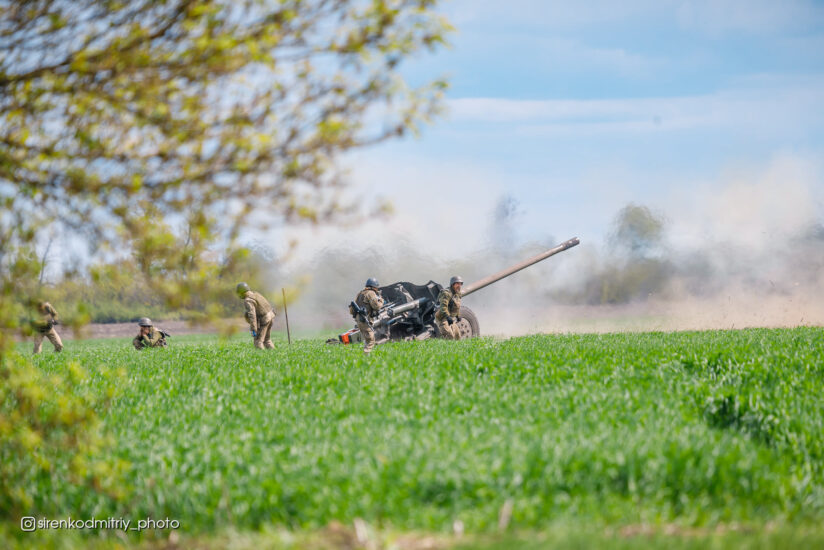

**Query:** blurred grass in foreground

left=3, top=328, right=822, bottom=548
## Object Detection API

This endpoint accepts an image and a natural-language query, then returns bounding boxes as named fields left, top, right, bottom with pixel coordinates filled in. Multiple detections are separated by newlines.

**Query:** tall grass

left=18, top=327, right=824, bottom=534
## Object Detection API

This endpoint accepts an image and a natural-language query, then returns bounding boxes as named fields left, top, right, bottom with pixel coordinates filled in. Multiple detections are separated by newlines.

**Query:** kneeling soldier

left=32, top=300, right=63, bottom=354
left=351, top=278, right=384, bottom=354
left=436, top=276, right=463, bottom=340
left=236, top=282, right=276, bottom=349
left=133, top=317, right=169, bottom=350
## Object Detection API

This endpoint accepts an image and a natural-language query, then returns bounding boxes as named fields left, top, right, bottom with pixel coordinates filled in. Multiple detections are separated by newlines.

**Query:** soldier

left=236, top=282, right=276, bottom=349
left=32, top=300, right=63, bottom=354
left=350, top=277, right=384, bottom=353
left=133, top=317, right=169, bottom=350
left=435, top=276, right=463, bottom=340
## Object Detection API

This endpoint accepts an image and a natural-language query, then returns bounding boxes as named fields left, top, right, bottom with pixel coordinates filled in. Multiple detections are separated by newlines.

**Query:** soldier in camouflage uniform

left=133, top=317, right=169, bottom=350
left=435, top=276, right=463, bottom=340
left=350, top=277, right=384, bottom=353
left=237, top=282, right=276, bottom=349
left=32, top=301, right=63, bottom=354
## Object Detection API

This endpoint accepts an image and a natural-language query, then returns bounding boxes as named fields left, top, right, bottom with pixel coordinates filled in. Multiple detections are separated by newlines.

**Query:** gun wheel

left=457, top=306, right=480, bottom=339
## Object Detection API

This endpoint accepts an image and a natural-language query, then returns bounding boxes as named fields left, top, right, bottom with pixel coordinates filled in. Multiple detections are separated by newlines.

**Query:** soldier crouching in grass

left=435, top=276, right=463, bottom=340
left=236, top=282, right=276, bottom=349
left=350, top=277, right=384, bottom=354
left=32, top=300, right=63, bottom=354
left=133, top=317, right=169, bottom=350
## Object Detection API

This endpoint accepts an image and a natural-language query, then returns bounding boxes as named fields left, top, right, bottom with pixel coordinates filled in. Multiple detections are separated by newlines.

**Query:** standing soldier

left=435, top=276, right=463, bottom=340
left=350, top=277, right=384, bottom=354
left=132, top=317, right=169, bottom=349
left=32, top=300, right=63, bottom=354
left=236, top=282, right=276, bottom=349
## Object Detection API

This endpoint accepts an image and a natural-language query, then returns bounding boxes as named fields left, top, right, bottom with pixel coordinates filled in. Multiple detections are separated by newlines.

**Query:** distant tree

left=609, top=203, right=665, bottom=258
left=559, top=203, right=672, bottom=305
left=489, top=194, right=521, bottom=255
left=785, top=222, right=824, bottom=287
left=0, top=0, right=451, bottom=343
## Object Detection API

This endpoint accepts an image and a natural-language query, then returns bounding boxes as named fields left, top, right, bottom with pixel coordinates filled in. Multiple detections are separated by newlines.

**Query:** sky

left=274, top=0, right=824, bottom=266
left=31, top=0, right=822, bottom=330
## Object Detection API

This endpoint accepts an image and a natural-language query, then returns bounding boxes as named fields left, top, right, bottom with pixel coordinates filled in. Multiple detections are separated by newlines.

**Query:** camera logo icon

left=21, top=516, right=36, bottom=532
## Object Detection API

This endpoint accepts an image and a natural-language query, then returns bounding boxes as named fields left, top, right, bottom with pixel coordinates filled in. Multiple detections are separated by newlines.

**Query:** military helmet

left=365, top=277, right=380, bottom=288
left=236, top=282, right=250, bottom=296
left=138, top=317, right=153, bottom=327
left=449, top=275, right=464, bottom=286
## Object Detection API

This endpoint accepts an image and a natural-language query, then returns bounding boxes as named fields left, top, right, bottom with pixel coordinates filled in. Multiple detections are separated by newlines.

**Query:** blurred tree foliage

left=0, top=0, right=450, bottom=520
left=0, top=354, right=128, bottom=518
left=38, top=244, right=272, bottom=324
left=0, top=0, right=451, bottom=340
left=573, top=203, right=674, bottom=305
left=609, top=203, right=665, bottom=258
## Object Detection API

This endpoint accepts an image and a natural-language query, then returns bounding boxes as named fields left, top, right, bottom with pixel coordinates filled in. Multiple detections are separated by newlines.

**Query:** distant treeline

left=28, top=203, right=824, bottom=325
left=30, top=252, right=273, bottom=325
left=563, top=204, right=824, bottom=305
left=281, top=201, right=824, bottom=321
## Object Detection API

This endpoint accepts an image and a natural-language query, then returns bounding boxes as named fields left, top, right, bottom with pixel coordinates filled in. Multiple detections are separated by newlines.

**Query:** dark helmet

left=138, top=317, right=153, bottom=327
left=449, top=275, right=464, bottom=286
left=365, top=277, right=380, bottom=288
left=236, top=282, right=250, bottom=296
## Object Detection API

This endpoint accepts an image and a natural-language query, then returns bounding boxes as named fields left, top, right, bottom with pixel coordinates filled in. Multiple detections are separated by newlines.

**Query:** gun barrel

left=461, top=237, right=580, bottom=297
left=388, top=297, right=427, bottom=317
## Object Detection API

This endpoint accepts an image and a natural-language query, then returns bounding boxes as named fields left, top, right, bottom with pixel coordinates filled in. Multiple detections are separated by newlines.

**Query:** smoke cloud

left=270, top=154, right=824, bottom=336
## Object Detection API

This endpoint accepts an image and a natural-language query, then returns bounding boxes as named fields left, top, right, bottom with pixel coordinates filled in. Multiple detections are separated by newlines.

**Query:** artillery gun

left=331, top=237, right=580, bottom=346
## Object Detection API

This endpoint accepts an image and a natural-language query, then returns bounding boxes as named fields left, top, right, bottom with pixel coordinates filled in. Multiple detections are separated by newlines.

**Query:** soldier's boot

left=33, top=333, right=44, bottom=354
left=253, top=336, right=265, bottom=349
left=362, top=328, right=375, bottom=354
left=452, top=322, right=462, bottom=341
left=48, top=329, right=63, bottom=352
left=260, top=322, right=275, bottom=349
left=438, top=319, right=456, bottom=340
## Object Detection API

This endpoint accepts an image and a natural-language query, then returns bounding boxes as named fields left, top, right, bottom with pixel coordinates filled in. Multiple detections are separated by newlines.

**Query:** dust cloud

left=270, top=158, right=824, bottom=337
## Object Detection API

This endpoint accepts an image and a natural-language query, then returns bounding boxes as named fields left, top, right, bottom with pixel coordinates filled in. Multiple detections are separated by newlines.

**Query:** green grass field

left=4, top=327, right=824, bottom=549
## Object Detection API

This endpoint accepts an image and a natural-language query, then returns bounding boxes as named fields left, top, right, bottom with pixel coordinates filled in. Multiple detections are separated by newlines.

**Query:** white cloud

left=445, top=79, right=824, bottom=135
left=525, top=36, right=659, bottom=76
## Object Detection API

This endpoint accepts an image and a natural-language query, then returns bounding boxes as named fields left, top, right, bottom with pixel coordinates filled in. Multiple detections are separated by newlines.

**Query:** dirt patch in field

left=473, top=291, right=824, bottom=336
left=60, top=319, right=247, bottom=341
left=25, top=291, right=824, bottom=344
